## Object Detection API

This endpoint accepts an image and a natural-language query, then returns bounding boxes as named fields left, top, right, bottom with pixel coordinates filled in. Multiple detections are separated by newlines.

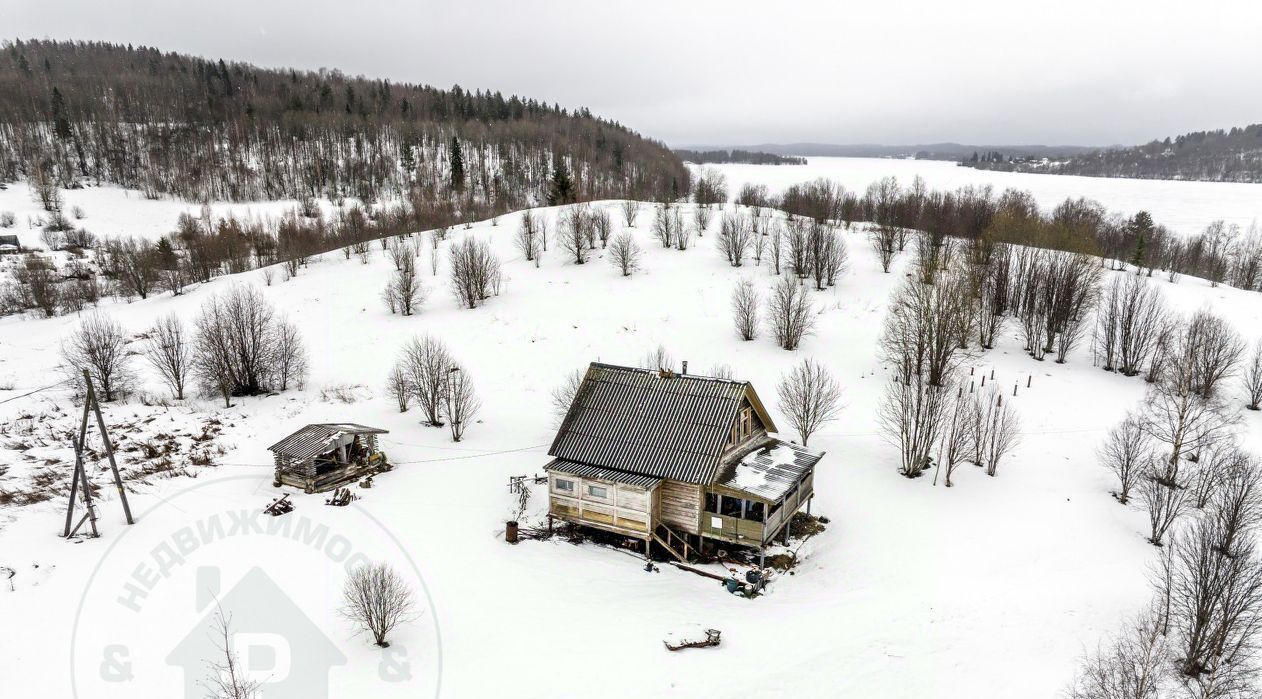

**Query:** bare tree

left=1211, top=450, right=1262, bottom=559
left=767, top=276, right=814, bottom=351
left=641, top=344, right=674, bottom=372
left=1100, top=412, right=1152, bottom=504
left=593, top=207, right=613, bottom=248
left=767, top=219, right=784, bottom=275
left=1065, top=608, right=1167, bottom=699
left=143, top=313, right=190, bottom=400
left=652, top=204, right=674, bottom=248
left=558, top=204, right=592, bottom=264
left=1142, top=366, right=1238, bottom=486
left=401, top=335, right=453, bottom=427
left=717, top=212, right=753, bottom=267
left=443, top=364, right=480, bottom=442
left=1094, top=275, right=1168, bottom=376
left=61, top=312, right=135, bottom=402
left=1141, top=462, right=1191, bottom=546
left=936, top=388, right=973, bottom=487
left=1244, top=341, right=1262, bottom=411
left=449, top=237, right=501, bottom=308
left=1162, top=516, right=1262, bottom=680
left=694, top=204, right=713, bottom=237
left=515, top=210, right=544, bottom=264
left=339, top=561, right=417, bottom=647
left=870, top=225, right=900, bottom=273
left=880, top=273, right=972, bottom=387
left=608, top=232, right=642, bottom=277
left=620, top=200, right=639, bottom=228
left=879, top=374, right=950, bottom=478
left=976, top=387, right=1021, bottom=476
left=386, top=362, right=411, bottom=412
left=776, top=358, right=843, bottom=446
left=271, top=317, right=308, bottom=392
left=1184, top=309, right=1246, bottom=400
left=551, top=367, right=585, bottom=424
left=383, top=254, right=426, bottom=315
left=731, top=278, right=760, bottom=341
left=201, top=604, right=260, bottom=699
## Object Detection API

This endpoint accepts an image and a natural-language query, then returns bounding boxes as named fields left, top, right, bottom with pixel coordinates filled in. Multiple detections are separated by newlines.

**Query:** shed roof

left=548, top=363, right=776, bottom=485
left=544, top=458, right=662, bottom=489
left=715, top=439, right=823, bottom=502
left=268, top=423, right=388, bottom=461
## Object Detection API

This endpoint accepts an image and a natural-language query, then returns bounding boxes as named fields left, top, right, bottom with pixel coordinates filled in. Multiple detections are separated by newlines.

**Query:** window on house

left=705, top=492, right=720, bottom=514
left=586, top=485, right=608, bottom=499
left=740, top=408, right=753, bottom=439
left=744, top=500, right=765, bottom=523
left=720, top=495, right=743, bottom=518
left=554, top=478, right=575, bottom=493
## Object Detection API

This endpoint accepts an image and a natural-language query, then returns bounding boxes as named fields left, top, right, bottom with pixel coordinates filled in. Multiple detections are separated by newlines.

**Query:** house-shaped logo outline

left=165, top=566, right=346, bottom=699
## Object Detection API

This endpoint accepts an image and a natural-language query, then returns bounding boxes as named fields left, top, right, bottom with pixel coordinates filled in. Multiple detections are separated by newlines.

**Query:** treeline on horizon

left=674, top=149, right=807, bottom=166
left=0, top=39, right=691, bottom=209
left=963, top=123, right=1262, bottom=184
left=711, top=171, right=1262, bottom=293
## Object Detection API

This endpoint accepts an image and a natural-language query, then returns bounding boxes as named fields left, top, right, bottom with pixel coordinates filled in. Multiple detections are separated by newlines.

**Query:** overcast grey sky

left=7, top=0, right=1262, bottom=147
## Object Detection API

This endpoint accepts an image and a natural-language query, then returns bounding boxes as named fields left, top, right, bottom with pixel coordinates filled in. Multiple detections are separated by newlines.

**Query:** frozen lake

left=698, top=157, right=1262, bottom=237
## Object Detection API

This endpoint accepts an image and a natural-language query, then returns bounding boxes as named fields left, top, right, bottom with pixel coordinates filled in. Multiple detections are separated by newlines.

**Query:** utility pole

left=63, top=369, right=133, bottom=538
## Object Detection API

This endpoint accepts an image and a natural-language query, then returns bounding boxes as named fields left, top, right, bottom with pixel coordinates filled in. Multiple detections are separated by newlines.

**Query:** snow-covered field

left=1, top=182, right=1262, bottom=697
left=0, top=180, right=354, bottom=248
left=699, top=157, right=1262, bottom=237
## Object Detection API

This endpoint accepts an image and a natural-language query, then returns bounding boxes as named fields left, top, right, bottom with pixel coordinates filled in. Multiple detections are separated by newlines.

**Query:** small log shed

left=269, top=423, right=390, bottom=493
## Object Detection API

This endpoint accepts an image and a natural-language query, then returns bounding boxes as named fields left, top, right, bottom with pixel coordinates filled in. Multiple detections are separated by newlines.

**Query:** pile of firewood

left=325, top=487, right=356, bottom=507
left=263, top=494, right=293, bottom=516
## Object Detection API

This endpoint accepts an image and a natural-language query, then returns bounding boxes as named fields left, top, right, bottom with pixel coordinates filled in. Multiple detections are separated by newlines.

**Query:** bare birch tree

left=776, top=358, right=843, bottom=446
left=767, top=276, right=814, bottom=351
left=1099, top=412, right=1151, bottom=504
left=731, top=278, right=760, bottom=341
left=608, top=232, right=642, bottom=277
left=143, top=313, right=190, bottom=400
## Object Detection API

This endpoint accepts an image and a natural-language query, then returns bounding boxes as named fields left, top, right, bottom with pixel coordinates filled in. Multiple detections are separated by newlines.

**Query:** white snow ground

left=698, top=157, right=1262, bottom=237
left=0, top=180, right=1261, bottom=697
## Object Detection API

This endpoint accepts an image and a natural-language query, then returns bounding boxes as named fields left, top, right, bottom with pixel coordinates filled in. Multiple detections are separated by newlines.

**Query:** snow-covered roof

left=548, top=362, right=777, bottom=485
left=268, top=423, right=388, bottom=460
left=715, top=439, right=823, bottom=502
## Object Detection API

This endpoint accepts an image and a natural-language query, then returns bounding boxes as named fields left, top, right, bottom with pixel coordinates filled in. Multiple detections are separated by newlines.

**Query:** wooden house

left=0, top=235, right=19, bottom=255
left=269, top=423, right=390, bottom=493
left=545, top=363, right=824, bottom=562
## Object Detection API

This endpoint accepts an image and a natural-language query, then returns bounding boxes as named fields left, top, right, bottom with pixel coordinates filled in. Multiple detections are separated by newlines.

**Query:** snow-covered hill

left=1, top=186, right=1261, bottom=698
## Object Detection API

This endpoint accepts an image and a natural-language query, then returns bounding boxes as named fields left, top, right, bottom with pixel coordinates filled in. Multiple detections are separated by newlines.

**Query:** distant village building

left=269, top=423, right=390, bottom=493
left=0, top=235, right=19, bottom=255
left=545, top=363, right=823, bottom=562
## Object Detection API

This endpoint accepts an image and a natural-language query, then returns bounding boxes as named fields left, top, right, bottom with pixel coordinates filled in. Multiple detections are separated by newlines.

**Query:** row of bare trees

left=56, top=286, right=307, bottom=406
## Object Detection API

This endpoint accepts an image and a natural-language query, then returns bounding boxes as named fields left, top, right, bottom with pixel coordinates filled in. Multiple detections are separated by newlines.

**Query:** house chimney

left=682, top=361, right=688, bottom=375
left=196, top=566, right=221, bottom=613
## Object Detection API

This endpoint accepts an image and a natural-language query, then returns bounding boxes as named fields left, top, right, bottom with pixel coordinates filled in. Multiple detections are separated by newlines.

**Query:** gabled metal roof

left=715, top=438, right=823, bottom=502
left=544, top=458, right=662, bottom=489
left=548, top=363, right=775, bottom=485
left=268, top=423, right=388, bottom=461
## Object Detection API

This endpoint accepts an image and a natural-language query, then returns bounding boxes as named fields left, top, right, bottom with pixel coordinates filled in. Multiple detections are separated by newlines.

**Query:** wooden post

left=63, top=369, right=133, bottom=538
left=88, top=371, right=133, bottom=525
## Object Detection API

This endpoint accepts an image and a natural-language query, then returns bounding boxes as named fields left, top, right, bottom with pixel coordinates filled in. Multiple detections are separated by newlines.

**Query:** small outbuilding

left=269, top=423, right=390, bottom=493
left=0, top=234, right=19, bottom=255
left=544, top=363, right=824, bottom=563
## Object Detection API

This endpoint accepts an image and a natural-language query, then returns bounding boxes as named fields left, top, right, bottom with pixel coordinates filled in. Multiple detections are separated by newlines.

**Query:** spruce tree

left=449, top=137, right=465, bottom=191
left=547, top=158, right=574, bottom=206
left=51, top=87, right=70, bottom=140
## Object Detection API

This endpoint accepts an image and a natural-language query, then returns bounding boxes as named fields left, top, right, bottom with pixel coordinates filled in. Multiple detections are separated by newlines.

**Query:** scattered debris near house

left=325, top=487, right=356, bottom=506
left=664, top=626, right=722, bottom=652
left=264, top=494, right=294, bottom=517
left=268, top=423, right=390, bottom=493
left=543, top=363, right=825, bottom=567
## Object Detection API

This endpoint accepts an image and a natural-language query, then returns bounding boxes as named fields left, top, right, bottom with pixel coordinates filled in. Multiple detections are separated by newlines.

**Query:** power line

left=0, top=378, right=72, bottom=405
left=213, top=441, right=551, bottom=469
